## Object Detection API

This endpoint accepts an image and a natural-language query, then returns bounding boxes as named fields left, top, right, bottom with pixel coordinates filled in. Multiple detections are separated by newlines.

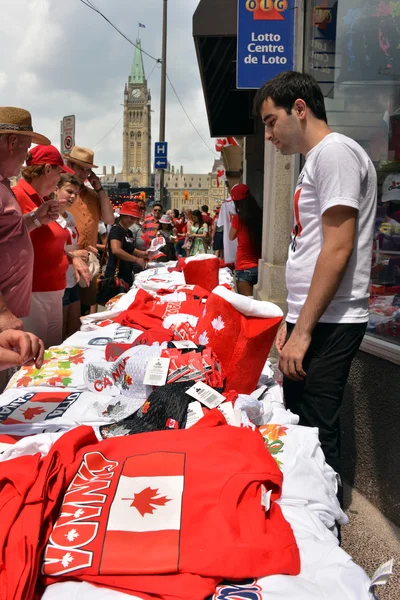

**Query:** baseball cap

left=230, top=183, right=251, bottom=201
left=120, top=201, right=142, bottom=218
left=381, top=174, right=400, bottom=203
left=26, top=144, right=75, bottom=174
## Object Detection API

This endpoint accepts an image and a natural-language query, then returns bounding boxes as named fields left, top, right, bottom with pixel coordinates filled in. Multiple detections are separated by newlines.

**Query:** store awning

left=193, top=0, right=256, bottom=137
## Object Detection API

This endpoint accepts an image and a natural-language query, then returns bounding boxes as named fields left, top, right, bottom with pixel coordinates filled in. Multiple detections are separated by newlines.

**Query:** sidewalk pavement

left=342, top=484, right=400, bottom=600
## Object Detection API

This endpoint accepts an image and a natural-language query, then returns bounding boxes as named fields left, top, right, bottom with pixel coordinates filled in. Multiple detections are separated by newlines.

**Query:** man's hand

left=86, top=245, right=99, bottom=256
left=0, top=309, right=23, bottom=333
left=0, top=330, right=44, bottom=370
left=36, top=200, right=59, bottom=225
left=275, top=322, right=287, bottom=355
left=278, top=329, right=311, bottom=381
left=72, top=256, right=91, bottom=287
left=87, top=170, right=102, bottom=192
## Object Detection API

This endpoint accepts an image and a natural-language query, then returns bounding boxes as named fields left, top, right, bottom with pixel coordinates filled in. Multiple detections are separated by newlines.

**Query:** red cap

left=230, top=183, right=251, bottom=202
left=120, top=201, right=142, bottom=218
left=26, top=144, right=75, bottom=174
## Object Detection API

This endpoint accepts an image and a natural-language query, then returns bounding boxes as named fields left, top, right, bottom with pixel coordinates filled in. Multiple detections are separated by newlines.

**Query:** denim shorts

left=235, top=266, right=258, bottom=285
left=62, top=282, right=81, bottom=307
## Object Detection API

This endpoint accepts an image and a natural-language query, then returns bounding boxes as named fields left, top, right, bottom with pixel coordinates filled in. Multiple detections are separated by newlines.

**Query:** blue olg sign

left=237, top=0, right=295, bottom=89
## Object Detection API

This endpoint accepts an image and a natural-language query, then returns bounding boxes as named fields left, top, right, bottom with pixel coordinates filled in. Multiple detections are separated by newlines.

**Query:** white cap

left=382, top=174, right=400, bottom=203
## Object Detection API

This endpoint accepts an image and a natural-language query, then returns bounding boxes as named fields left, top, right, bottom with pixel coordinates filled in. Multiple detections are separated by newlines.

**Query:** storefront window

left=304, top=0, right=400, bottom=347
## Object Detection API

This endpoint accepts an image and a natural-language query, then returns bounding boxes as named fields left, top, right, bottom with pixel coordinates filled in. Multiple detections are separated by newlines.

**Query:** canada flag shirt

left=41, top=412, right=299, bottom=595
left=286, top=133, right=377, bottom=324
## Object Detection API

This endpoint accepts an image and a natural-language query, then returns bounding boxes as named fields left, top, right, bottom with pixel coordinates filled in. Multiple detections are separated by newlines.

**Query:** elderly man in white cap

left=65, top=146, right=114, bottom=312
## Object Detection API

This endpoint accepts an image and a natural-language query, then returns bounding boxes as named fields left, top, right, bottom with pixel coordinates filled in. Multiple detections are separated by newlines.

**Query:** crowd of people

left=0, top=105, right=263, bottom=389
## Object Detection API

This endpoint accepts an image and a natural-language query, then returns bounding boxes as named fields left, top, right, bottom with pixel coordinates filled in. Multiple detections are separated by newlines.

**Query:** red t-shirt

left=202, top=212, right=212, bottom=226
left=13, top=180, right=69, bottom=292
left=40, top=412, right=299, bottom=597
left=174, top=217, right=187, bottom=238
left=231, top=214, right=260, bottom=270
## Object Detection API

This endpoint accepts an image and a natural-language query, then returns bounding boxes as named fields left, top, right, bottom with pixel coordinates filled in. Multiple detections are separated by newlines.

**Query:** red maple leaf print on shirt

left=123, top=487, right=171, bottom=516
left=22, top=406, right=46, bottom=420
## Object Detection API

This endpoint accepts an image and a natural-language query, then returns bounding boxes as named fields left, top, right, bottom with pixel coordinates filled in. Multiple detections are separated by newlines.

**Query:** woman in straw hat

left=13, top=145, right=91, bottom=348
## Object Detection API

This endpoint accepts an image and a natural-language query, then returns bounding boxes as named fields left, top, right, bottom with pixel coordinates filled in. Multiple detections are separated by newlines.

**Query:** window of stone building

left=304, top=0, right=400, bottom=351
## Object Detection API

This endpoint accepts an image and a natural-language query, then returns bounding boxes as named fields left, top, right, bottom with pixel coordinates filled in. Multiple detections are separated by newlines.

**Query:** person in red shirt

left=229, top=184, right=262, bottom=296
left=173, top=208, right=187, bottom=257
left=13, top=145, right=90, bottom=348
left=201, top=204, right=212, bottom=226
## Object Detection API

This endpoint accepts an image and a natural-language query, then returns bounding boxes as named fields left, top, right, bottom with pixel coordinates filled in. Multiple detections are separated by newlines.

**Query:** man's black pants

left=283, top=321, right=367, bottom=479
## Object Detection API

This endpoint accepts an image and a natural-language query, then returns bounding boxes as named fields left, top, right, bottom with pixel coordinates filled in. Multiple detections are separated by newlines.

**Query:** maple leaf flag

left=215, top=137, right=239, bottom=152
left=216, top=166, right=226, bottom=188
left=100, top=452, right=185, bottom=575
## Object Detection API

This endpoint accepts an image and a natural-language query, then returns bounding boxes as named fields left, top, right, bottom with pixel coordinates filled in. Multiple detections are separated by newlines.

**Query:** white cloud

left=0, top=0, right=219, bottom=176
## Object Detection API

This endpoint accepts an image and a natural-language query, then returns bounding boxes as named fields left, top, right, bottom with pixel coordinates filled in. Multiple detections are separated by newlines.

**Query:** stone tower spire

left=130, top=39, right=145, bottom=85
left=122, top=38, right=152, bottom=187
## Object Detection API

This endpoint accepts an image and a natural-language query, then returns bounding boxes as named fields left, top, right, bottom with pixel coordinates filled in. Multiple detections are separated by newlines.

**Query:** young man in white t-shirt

left=254, top=71, right=377, bottom=482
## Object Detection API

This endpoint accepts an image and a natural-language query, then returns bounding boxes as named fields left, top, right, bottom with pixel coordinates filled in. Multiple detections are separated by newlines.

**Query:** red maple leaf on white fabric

left=123, top=487, right=171, bottom=516
left=22, top=406, right=46, bottom=420
left=215, top=137, right=239, bottom=152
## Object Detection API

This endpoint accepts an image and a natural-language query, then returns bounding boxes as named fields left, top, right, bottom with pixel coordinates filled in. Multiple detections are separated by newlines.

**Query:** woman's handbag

left=79, top=252, right=100, bottom=288
left=96, top=259, right=130, bottom=305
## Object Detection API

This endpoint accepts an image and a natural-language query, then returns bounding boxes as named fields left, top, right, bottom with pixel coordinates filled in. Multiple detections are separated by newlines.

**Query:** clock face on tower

left=132, top=89, right=141, bottom=98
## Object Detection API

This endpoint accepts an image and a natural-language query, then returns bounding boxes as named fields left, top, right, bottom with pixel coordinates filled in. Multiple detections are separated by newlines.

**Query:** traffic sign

left=155, top=142, right=168, bottom=157
left=154, top=157, right=168, bottom=170
left=61, top=115, right=75, bottom=154
left=154, top=172, right=161, bottom=191
left=64, top=135, right=73, bottom=151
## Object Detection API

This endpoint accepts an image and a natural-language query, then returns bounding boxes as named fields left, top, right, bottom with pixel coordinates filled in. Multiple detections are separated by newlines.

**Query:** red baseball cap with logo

left=230, top=183, right=251, bottom=202
left=26, top=144, right=75, bottom=174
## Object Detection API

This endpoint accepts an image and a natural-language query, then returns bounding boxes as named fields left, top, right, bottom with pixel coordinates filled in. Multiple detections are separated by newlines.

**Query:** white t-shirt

left=217, top=198, right=238, bottom=264
left=286, top=133, right=377, bottom=324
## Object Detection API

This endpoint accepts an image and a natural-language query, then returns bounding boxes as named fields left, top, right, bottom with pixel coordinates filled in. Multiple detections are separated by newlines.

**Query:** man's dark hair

left=254, top=71, right=327, bottom=124
left=173, top=208, right=179, bottom=218
left=153, top=203, right=163, bottom=211
left=201, top=205, right=209, bottom=213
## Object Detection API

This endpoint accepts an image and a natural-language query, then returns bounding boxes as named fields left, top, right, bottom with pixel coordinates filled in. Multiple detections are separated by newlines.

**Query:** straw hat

left=0, top=106, right=50, bottom=145
left=64, top=146, right=98, bottom=169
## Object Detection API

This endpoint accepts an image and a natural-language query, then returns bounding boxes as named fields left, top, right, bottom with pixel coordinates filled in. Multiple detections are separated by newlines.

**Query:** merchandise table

left=0, top=261, right=377, bottom=600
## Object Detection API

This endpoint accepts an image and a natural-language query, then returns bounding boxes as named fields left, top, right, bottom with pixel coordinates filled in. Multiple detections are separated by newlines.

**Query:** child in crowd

left=56, top=174, right=96, bottom=338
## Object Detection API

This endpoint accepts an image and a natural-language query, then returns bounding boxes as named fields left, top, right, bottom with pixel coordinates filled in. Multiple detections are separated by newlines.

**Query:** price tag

left=185, top=401, right=204, bottom=428
left=172, top=340, right=197, bottom=350
left=260, top=484, right=272, bottom=512
left=369, top=558, right=394, bottom=589
left=186, top=381, right=225, bottom=409
left=143, top=357, right=170, bottom=387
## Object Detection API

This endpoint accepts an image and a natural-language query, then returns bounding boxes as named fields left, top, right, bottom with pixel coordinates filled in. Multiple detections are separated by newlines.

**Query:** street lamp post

left=158, top=0, right=168, bottom=206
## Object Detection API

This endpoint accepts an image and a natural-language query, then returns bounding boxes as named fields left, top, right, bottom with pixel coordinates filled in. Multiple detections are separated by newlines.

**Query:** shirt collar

left=18, top=178, right=45, bottom=205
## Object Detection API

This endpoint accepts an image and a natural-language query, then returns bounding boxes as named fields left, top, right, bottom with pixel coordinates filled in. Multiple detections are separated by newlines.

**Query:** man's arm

left=87, top=171, right=114, bottom=225
left=0, top=291, right=23, bottom=332
left=279, top=205, right=357, bottom=380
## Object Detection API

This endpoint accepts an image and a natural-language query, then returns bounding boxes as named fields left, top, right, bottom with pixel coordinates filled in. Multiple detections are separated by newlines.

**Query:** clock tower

left=122, top=39, right=151, bottom=187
